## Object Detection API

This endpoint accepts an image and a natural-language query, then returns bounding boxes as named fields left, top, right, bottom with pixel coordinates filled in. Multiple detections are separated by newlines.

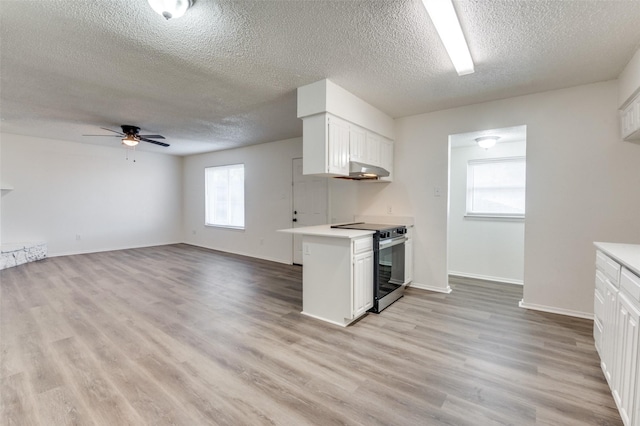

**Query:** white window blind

left=205, top=164, right=245, bottom=228
left=466, top=157, right=526, bottom=217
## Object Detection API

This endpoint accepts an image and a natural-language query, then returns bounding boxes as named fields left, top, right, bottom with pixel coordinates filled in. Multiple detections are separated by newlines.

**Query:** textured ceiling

left=1, top=0, right=640, bottom=156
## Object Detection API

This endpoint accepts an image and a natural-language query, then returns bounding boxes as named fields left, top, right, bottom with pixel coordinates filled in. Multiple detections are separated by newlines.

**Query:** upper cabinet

left=298, top=79, right=395, bottom=181
left=621, top=93, right=640, bottom=142
left=302, top=113, right=349, bottom=176
left=302, top=113, right=394, bottom=181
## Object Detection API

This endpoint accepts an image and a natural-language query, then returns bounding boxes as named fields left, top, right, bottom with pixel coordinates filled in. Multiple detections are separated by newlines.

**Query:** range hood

left=339, top=161, right=390, bottom=180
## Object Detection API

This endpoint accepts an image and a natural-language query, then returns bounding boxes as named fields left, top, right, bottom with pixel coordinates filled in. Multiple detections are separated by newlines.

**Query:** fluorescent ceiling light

left=147, top=0, right=192, bottom=20
left=422, top=0, right=474, bottom=76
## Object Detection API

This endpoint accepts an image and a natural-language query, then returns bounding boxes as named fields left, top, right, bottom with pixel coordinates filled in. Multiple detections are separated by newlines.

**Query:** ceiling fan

left=83, top=125, right=170, bottom=147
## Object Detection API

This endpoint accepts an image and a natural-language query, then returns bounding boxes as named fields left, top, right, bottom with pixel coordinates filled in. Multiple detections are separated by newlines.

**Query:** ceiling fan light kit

left=121, top=134, right=139, bottom=147
left=147, top=0, right=192, bottom=20
left=82, top=125, right=170, bottom=149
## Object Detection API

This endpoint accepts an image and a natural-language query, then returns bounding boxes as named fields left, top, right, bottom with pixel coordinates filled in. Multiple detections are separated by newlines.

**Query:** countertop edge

left=279, top=225, right=375, bottom=239
left=594, top=242, right=640, bottom=276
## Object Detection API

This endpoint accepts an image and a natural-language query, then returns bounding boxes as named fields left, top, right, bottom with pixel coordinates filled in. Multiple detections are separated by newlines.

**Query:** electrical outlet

left=192, top=230, right=196, bottom=235
left=75, top=234, right=81, bottom=241
left=434, top=187, right=442, bottom=197
left=387, top=205, right=392, bottom=214
left=259, top=238, right=264, bottom=245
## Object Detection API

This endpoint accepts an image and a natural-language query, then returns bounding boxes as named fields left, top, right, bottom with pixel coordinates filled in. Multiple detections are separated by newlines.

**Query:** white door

left=292, top=158, right=328, bottom=265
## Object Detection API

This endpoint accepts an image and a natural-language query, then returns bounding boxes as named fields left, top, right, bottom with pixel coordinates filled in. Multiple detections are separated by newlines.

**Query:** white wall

left=343, top=80, right=640, bottom=316
left=619, top=47, right=640, bottom=106
left=0, top=134, right=183, bottom=256
left=182, top=137, right=303, bottom=264
left=448, top=141, right=526, bottom=284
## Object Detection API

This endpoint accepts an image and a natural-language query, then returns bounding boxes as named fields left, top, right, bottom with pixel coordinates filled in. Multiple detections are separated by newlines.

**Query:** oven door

left=377, top=235, right=406, bottom=302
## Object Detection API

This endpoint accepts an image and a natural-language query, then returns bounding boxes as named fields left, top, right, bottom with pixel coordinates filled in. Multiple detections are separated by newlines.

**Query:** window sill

left=205, top=224, right=245, bottom=231
left=464, top=214, right=524, bottom=221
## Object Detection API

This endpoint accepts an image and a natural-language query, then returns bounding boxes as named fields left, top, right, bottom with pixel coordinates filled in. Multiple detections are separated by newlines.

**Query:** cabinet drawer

left=353, top=237, right=373, bottom=254
left=604, top=256, right=620, bottom=287
left=620, top=267, right=640, bottom=302
left=596, top=251, right=608, bottom=272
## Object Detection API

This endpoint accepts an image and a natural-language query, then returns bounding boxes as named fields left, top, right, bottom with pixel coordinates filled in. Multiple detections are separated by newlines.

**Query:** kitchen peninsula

left=280, top=225, right=375, bottom=327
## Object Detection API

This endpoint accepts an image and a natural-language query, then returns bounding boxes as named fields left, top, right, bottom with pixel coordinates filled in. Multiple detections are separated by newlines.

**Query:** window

left=205, top=164, right=245, bottom=228
left=466, top=157, right=526, bottom=218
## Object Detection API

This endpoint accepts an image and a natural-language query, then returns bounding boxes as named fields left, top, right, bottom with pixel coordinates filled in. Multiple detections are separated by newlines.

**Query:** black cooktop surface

left=331, top=222, right=404, bottom=231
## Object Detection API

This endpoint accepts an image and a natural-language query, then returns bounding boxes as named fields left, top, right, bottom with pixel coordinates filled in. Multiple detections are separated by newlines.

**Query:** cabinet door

left=404, top=237, right=413, bottom=285
left=612, top=293, right=640, bottom=426
left=327, top=116, right=350, bottom=175
left=366, top=132, right=381, bottom=167
left=353, top=251, right=373, bottom=318
left=379, top=138, right=394, bottom=182
left=603, top=279, right=619, bottom=385
left=349, top=124, right=367, bottom=163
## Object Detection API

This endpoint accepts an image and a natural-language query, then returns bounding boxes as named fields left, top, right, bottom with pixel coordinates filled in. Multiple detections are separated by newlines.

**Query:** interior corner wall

left=0, top=134, right=183, bottom=256
left=619, top=47, right=640, bottom=106
left=448, top=141, right=526, bottom=284
left=182, top=137, right=302, bottom=264
left=353, top=80, right=640, bottom=316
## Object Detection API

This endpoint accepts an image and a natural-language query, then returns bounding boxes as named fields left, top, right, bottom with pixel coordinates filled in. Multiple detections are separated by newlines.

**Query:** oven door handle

left=379, top=236, right=407, bottom=250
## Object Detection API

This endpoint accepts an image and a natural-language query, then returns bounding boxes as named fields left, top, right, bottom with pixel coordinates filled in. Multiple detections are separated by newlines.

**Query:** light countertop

left=279, top=224, right=374, bottom=239
left=594, top=242, right=640, bottom=276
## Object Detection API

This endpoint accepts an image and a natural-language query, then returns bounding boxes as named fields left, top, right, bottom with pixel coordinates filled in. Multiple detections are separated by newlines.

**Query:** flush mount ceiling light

left=476, top=136, right=499, bottom=149
left=421, top=0, right=474, bottom=76
left=121, top=134, right=140, bottom=147
left=147, top=0, right=192, bottom=20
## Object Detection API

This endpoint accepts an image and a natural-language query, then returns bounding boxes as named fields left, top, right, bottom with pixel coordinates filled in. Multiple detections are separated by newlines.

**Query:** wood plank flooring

left=1, top=244, right=622, bottom=425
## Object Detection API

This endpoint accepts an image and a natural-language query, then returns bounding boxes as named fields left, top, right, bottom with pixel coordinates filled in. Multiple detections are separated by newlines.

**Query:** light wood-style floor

left=1, top=244, right=622, bottom=425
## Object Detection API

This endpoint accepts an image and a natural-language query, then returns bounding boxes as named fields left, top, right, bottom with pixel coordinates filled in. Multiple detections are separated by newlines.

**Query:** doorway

left=447, top=125, right=527, bottom=285
left=292, top=158, right=328, bottom=265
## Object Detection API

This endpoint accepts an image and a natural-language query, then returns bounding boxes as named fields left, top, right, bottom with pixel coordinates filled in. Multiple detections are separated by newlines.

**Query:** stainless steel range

left=331, top=222, right=407, bottom=313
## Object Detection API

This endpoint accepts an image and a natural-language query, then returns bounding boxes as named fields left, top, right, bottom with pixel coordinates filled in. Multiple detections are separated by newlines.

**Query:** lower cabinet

left=613, top=292, right=640, bottom=425
left=301, top=234, right=373, bottom=327
left=353, top=250, right=373, bottom=318
left=403, top=228, right=414, bottom=285
left=594, top=245, right=640, bottom=426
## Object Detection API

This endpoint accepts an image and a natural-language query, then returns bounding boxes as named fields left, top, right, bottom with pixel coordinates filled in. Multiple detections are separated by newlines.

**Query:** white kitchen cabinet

left=621, top=94, right=640, bottom=142
left=349, top=124, right=367, bottom=164
left=594, top=243, right=640, bottom=426
left=297, top=231, right=374, bottom=327
left=603, top=278, right=620, bottom=384
left=378, top=137, right=394, bottom=182
left=403, top=227, right=414, bottom=285
left=301, top=112, right=394, bottom=181
left=353, top=250, right=374, bottom=318
left=612, top=291, right=640, bottom=425
left=302, top=113, right=350, bottom=176
left=365, top=131, right=381, bottom=167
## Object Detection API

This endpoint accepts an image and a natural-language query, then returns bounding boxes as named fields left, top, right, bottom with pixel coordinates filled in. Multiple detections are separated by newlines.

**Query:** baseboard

left=183, top=242, right=292, bottom=265
left=407, top=281, right=452, bottom=294
left=300, top=311, right=348, bottom=327
left=449, top=271, right=523, bottom=285
left=518, top=300, right=593, bottom=320
left=49, top=241, right=183, bottom=258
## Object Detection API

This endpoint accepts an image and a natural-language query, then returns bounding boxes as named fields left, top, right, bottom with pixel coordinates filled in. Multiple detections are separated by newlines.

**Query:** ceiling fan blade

left=82, top=134, right=121, bottom=137
left=138, top=134, right=165, bottom=139
left=139, top=137, right=170, bottom=147
left=100, top=127, right=124, bottom=135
